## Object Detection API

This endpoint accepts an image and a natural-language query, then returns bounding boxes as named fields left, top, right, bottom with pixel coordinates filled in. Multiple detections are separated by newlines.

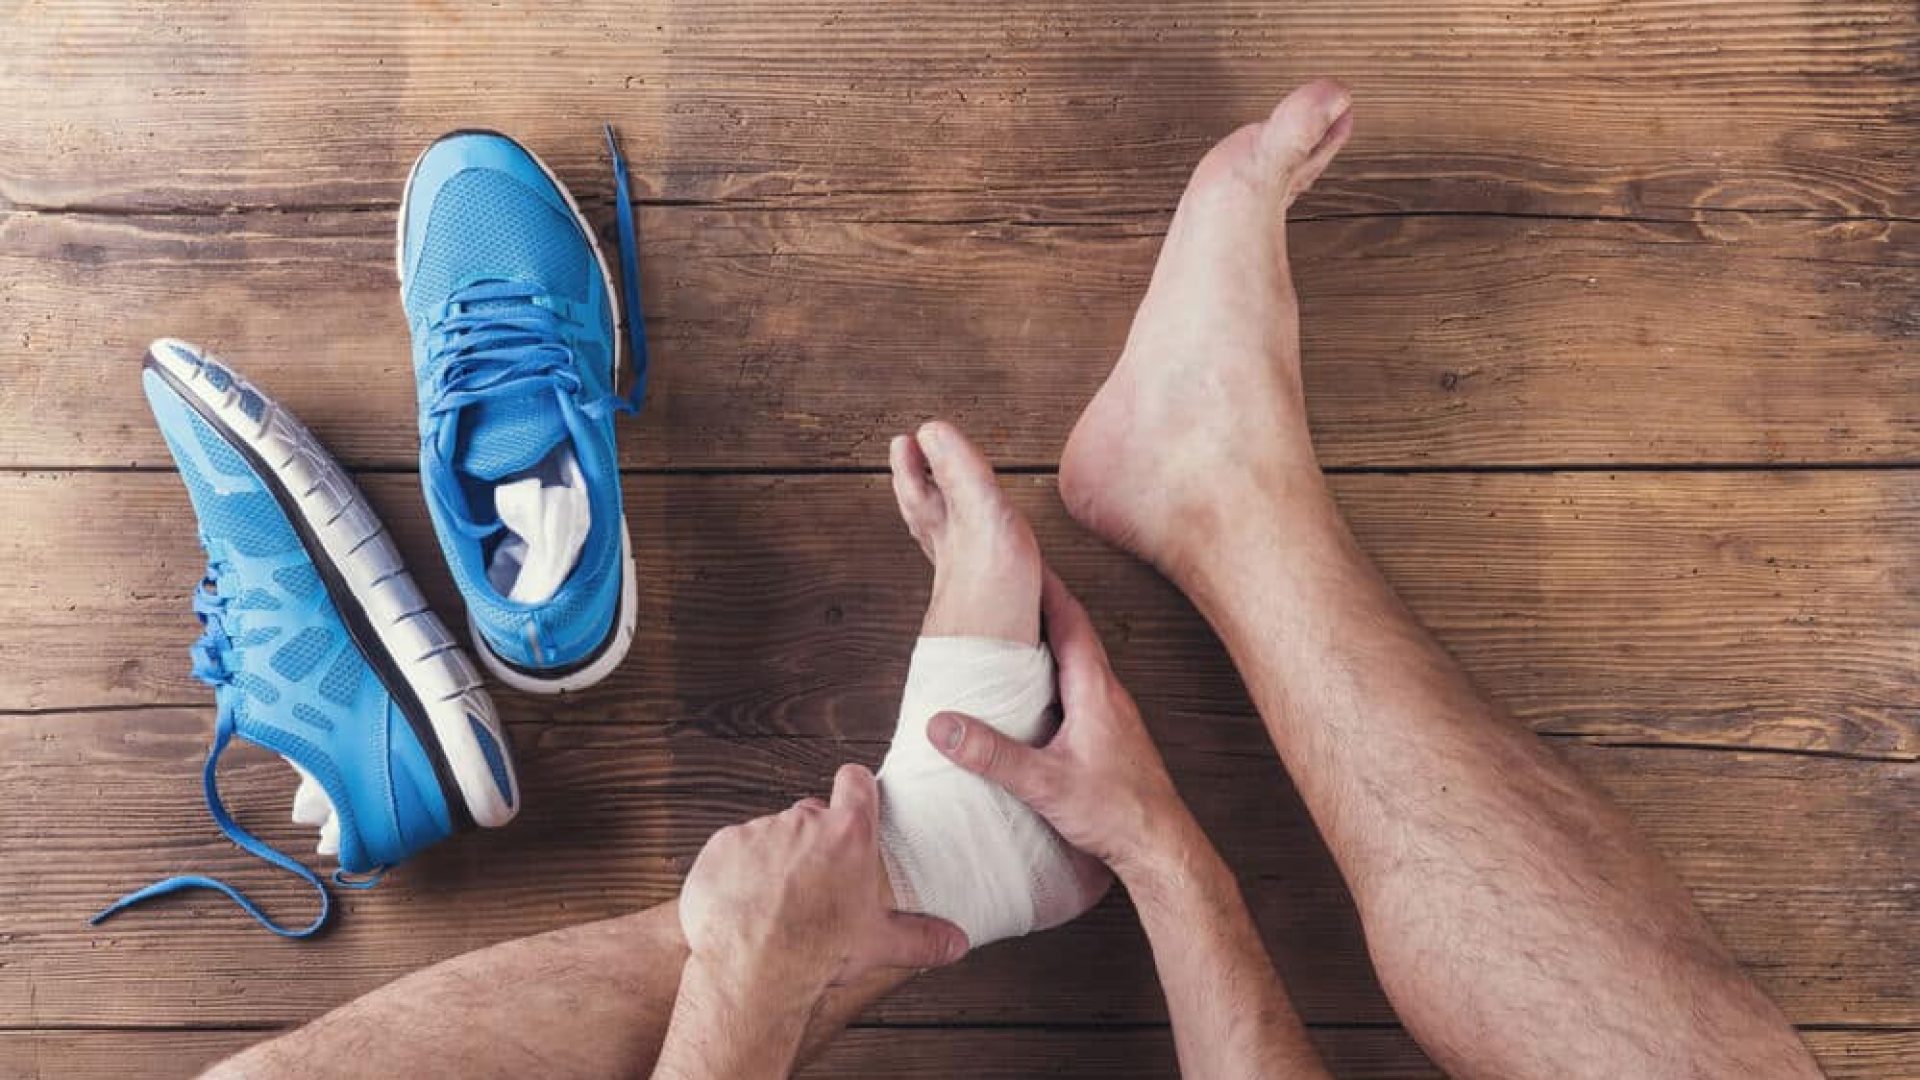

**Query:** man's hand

left=932, top=570, right=1329, bottom=1079
left=928, top=570, right=1201, bottom=883
left=657, top=765, right=967, bottom=1079
left=678, top=762, right=968, bottom=1001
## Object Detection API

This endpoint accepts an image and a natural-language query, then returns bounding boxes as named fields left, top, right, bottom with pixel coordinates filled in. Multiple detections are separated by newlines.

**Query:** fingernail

left=918, top=422, right=944, bottom=447
left=931, top=713, right=964, bottom=751
left=948, top=932, right=969, bottom=962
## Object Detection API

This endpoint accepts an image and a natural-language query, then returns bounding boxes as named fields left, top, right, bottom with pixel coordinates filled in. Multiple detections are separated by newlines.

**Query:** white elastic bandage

left=877, top=636, right=1086, bottom=948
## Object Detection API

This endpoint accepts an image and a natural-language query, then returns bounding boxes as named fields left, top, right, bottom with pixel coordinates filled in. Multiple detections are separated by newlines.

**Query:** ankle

left=1158, top=451, right=1332, bottom=593
left=878, top=638, right=1098, bottom=947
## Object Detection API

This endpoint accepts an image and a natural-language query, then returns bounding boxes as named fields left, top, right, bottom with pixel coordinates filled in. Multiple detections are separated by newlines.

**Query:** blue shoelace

left=92, top=566, right=340, bottom=938
left=606, top=123, right=651, bottom=408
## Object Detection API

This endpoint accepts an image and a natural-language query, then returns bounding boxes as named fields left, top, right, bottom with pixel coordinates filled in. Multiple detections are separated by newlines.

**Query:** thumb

left=828, top=761, right=880, bottom=830
left=866, top=910, right=969, bottom=971
left=928, top=712, right=1057, bottom=808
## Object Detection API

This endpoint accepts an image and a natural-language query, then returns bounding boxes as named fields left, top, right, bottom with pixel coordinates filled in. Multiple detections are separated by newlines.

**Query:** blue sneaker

left=398, top=130, right=639, bottom=694
left=95, top=341, right=520, bottom=937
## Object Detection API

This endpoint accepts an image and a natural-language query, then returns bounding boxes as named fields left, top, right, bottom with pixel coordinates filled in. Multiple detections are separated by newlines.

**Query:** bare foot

left=889, top=421, right=1044, bottom=645
left=1060, top=81, right=1353, bottom=576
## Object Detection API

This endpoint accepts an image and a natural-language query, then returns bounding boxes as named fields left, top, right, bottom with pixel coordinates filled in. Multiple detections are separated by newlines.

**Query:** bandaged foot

left=877, top=423, right=1108, bottom=949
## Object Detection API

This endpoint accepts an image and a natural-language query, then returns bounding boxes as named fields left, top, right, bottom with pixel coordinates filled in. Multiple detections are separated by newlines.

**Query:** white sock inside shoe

left=289, top=760, right=340, bottom=858
left=486, top=447, right=590, bottom=605
left=877, top=636, right=1090, bottom=949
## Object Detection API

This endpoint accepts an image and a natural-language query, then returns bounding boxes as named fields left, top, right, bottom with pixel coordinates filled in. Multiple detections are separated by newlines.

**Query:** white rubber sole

left=146, top=339, right=521, bottom=829
left=396, top=130, right=639, bottom=695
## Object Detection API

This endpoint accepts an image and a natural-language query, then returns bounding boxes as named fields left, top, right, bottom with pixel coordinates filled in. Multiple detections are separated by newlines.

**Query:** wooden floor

left=4, top=2, right=1917, bottom=1076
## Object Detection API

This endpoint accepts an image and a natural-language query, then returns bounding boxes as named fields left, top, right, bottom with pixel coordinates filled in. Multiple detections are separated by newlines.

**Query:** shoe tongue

left=457, top=394, right=570, bottom=482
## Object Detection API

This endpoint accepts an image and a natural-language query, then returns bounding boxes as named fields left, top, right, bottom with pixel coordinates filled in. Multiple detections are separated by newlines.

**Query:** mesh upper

left=319, top=643, right=367, bottom=708
left=459, top=396, right=568, bottom=480
left=272, top=563, right=322, bottom=600
left=271, top=626, right=335, bottom=681
left=463, top=529, right=618, bottom=663
left=403, top=168, right=591, bottom=324
left=168, top=406, right=351, bottom=702
left=179, top=417, right=301, bottom=559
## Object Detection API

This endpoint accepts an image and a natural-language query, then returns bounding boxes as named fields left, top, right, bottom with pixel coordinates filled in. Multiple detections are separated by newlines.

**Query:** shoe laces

left=423, top=279, right=601, bottom=418
left=93, top=554, right=339, bottom=938
left=189, top=560, right=235, bottom=686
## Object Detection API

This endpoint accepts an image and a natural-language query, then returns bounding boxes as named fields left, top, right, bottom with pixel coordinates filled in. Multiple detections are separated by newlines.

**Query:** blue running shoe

left=95, top=341, right=520, bottom=938
left=398, top=130, right=639, bottom=694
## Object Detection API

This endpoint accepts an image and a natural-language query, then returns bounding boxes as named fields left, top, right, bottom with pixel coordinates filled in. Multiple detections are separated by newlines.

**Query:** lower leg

left=205, top=901, right=906, bottom=1079
left=1063, top=82, right=1819, bottom=1079
left=1184, top=476, right=1814, bottom=1077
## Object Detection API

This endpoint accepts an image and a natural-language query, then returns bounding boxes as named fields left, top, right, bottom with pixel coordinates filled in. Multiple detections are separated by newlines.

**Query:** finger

left=829, top=762, right=880, bottom=830
left=928, top=711, right=1057, bottom=808
left=1040, top=568, right=1114, bottom=708
left=792, top=796, right=827, bottom=813
left=866, top=911, right=969, bottom=971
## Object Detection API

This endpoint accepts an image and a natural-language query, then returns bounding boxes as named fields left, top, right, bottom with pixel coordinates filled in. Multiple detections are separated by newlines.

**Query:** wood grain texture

left=4, top=2, right=1915, bottom=220
left=806, top=1027, right=1920, bottom=1080
left=2, top=1026, right=1910, bottom=1080
left=2, top=470, right=1912, bottom=758
left=5, top=0, right=1916, bottom=1065
left=2, top=711, right=1914, bottom=1028
left=4, top=208, right=1917, bottom=470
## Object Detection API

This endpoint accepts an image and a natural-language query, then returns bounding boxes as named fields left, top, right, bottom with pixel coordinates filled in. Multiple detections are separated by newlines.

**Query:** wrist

left=656, top=955, right=820, bottom=1080
left=1114, top=806, right=1224, bottom=911
left=684, top=951, right=822, bottom=1036
left=685, top=943, right=829, bottom=1019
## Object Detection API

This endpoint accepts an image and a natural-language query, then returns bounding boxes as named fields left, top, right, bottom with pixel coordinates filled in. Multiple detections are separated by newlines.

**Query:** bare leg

left=1061, top=82, right=1821, bottom=1080
left=206, top=901, right=906, bottom=1078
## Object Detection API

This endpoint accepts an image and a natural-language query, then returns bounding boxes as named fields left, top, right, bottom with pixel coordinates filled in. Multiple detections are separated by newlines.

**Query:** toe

left=890, top=434, right=945, bottom=552
left=915, top=421, right=1000, bottom=508
left=1255, top=80, right=1352, bottom=197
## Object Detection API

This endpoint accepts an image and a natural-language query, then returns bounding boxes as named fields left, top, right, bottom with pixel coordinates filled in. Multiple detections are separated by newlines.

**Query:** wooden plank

left=4, top=2, right=1914, bottom=220
left=0, top=1026, right=1909, bottom=1080
left=5, top=210, right=1918, bottom=471
left=1, top=471, right=1913, bottom=758
left=806, top=1027, right=1920, bottom=1080
left=814, top=1022, right=1920, bottom=1076
left=1, top=711, right=1913, bottom=1028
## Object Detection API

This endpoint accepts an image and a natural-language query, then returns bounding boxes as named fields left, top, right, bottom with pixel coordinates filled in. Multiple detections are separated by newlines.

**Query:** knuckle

left=833, top=808, right=870, bottom=842
left=970, top=730, right=1001, bottom=774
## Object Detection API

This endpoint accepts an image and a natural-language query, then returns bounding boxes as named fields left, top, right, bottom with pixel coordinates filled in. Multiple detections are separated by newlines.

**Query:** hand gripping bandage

left=877, top=636, right=1090, bottom=949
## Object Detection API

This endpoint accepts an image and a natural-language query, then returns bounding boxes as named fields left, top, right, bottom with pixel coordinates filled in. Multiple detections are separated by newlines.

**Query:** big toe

left=916, top=421, right=1000, bottom=514
left=890, top=433, right=945, bottom=552
left=1254, top=80, right=1353, bottom=198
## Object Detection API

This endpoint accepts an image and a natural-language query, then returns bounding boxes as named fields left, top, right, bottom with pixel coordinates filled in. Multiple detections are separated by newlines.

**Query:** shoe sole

left=145, top=339, right=521, bottom=829
left=396, top=130, right=640, bottom=696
